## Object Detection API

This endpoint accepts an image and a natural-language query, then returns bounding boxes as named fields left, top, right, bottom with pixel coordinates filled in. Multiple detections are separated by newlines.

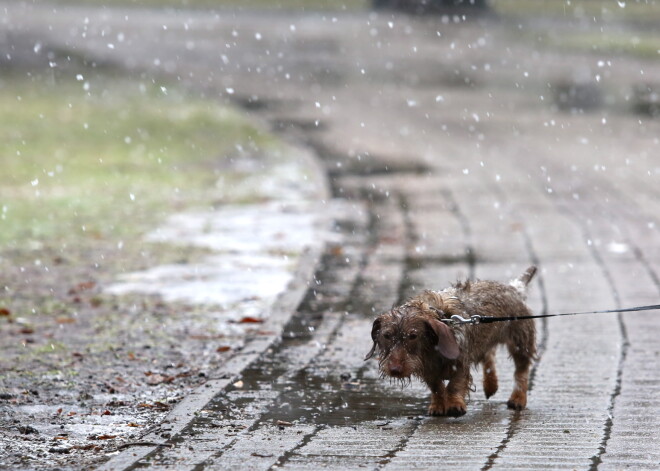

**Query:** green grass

left=492, top=0, right=660, bottom=24
left=545, top=30, right=660, bottom=58
left=0, top=75, right=276, bottom=250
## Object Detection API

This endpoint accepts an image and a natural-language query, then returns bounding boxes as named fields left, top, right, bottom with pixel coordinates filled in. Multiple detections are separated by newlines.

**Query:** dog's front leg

left=445, top=369, right=469, bottom=417
left=427, top=379, right=448, bottom=416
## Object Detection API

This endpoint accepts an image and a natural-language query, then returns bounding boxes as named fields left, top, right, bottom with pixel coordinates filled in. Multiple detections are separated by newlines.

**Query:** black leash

left=440, top=304, right=660, bottom=326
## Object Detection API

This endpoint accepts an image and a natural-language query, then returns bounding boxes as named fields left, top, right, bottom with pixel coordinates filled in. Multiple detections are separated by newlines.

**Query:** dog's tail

left=510, top=265, right=537, bottom=297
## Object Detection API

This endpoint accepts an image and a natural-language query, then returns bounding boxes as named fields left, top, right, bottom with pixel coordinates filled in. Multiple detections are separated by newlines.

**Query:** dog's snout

left=388, top=363, right=404, bottom=377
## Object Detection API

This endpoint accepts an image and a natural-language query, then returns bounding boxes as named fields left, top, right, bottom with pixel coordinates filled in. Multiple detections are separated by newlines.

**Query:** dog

left=365, top=266, right=537, bottom=417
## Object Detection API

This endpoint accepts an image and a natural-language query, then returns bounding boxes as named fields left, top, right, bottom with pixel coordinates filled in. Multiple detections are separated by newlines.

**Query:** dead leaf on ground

left=56, top=317, right=76, bottom=324
left=276, top=420, right=293, bottom=427
left=236, top=316, right=263, bottom=324
left=68, top=281, right=96, bottom=295
left=19, top=327, right=34, bottom=334
left=329, top=245, right=344, bottom=256
left=127, top=422, right=141, bottom=427
left=91, top=434, right=117, bottom=440
left=216, top=345, right=231, bottom=353
left=0, top=308, right=11, bottom=317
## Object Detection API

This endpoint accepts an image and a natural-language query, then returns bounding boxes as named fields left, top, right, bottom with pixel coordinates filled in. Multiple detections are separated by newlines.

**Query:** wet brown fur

left=366, top=267, right=537, bottom=417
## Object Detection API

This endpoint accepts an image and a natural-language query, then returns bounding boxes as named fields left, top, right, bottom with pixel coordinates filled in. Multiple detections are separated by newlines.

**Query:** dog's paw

left=445, top=405, right=467, bottom=417
left=506, top=399, right=525, bottom=411
left=428, top=404, right=446, bottom=416
left=507, top=391, right=527, bottom=411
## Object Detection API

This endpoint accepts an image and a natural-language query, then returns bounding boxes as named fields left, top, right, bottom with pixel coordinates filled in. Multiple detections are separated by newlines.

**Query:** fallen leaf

left=233, top=380, right=244, bottom=388
left=68, top=281, right=96, bottom=295
left=0, top=308, right=11, bottom=317
left=56, top=317, right=76, bottom=324
left=19, top=327, right=34, bottom=335
left=330, top=245, right=344, bottom=256
left=101, top=410, right=112, bottom=416
left=72, top=352, right=84, bottom=359
left=216, top=346, right=231, bottom=353
left=276, top=420, right=293, bottom=427
left=237, top=316, right=263, bottom=324
left=127, top=422, right=141, bottom=427
left=91, top=434, right=117, bottom=440
left=67, top=412, right=77, bottom=417
left=127, top=352, right=136, bottom=361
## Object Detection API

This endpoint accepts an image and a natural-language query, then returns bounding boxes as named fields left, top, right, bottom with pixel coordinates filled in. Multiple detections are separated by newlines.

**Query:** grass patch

left=492, top=0, right=660, bottom=25
left=0, top=74, right=277, bottom=251
left=545, top=30, right=660, bottom=58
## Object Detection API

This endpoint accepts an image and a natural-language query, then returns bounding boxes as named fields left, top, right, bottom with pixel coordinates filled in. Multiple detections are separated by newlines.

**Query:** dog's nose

left=389, top=364, right=404, bottom=377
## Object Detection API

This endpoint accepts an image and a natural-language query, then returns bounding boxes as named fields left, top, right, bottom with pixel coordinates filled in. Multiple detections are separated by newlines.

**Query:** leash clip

left=448, top=314, right=482, bottom=325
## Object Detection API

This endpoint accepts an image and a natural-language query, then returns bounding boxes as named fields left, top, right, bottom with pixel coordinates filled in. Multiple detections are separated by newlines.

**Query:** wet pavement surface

left=3, top=2, right=660, bottom=469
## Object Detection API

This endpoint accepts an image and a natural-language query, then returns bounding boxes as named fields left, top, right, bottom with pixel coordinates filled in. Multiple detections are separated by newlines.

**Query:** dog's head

left=365, top=301, right=460, bottom=380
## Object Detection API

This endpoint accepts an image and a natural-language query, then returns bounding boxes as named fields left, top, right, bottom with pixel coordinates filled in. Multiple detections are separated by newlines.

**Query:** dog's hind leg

left=506, top=346, right=532, bottom=410
left=482, top=348, right=498, bottom=399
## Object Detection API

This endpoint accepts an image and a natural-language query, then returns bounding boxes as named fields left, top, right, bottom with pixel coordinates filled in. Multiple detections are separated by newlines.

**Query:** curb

left=96, top=145, right=331, bottom=470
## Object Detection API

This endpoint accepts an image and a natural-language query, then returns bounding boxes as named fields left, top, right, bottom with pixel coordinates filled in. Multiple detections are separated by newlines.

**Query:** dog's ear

left=364, top=318, right=381, bottom=361
left=425, top=319, right=460, bottom=360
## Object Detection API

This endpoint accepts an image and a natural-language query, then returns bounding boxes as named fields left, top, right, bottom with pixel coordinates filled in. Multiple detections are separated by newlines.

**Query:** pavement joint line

left=467, top=177, right=551, bottom=471
left=189, top=312, right=344, bottom=470
left=557, top=199, right=628, bottom=471
left=368, top=189, right=428, bottom=469
left=268, top=424, right=328, bottom=471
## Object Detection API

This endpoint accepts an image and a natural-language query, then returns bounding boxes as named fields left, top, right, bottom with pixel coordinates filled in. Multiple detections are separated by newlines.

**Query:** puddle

left=107, top=201, right=322, bottom=312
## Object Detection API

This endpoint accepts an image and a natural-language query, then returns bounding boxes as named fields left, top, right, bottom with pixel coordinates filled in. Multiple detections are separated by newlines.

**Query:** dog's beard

left=377, top=356, right=424, bottom=389
left=380, top=371, right=413, bottom=388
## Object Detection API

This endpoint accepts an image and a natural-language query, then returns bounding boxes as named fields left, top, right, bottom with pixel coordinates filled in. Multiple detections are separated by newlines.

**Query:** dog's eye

left=383, top=332, right=393, bottom=340
left=408, top=333, right=417, bottom=340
